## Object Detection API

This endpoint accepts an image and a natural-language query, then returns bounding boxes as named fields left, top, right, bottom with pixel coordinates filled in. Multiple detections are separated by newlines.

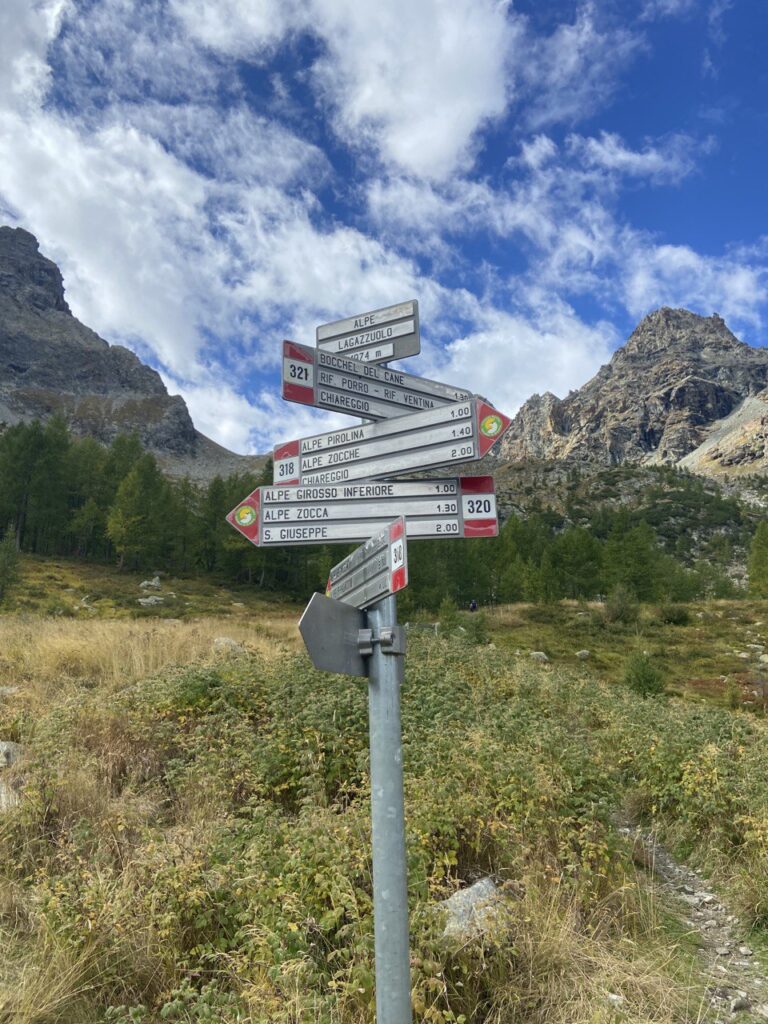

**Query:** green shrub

left=461, top=610, right=489, bottom=645
left=0, top=529, right=19, bottom=602
left=656, top=603, right=690, bottom=626
left=623, top=652, right=665, bottom=697
left=604, top=584, right=638, bottom=625
left=438, top=596, right=459, bottom=633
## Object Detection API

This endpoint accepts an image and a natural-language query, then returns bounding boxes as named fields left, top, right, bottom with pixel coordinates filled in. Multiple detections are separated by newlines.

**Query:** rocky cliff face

left=0, top=226, right=264, bottom=481
left=500, top=308, right=768, bottom=474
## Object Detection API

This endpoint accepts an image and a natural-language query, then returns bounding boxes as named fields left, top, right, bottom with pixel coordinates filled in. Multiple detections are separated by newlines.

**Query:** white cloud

left=0, top=0, right=69, bottom=113
left=128, top=102, right=329, bottom=186
left=622, top=240, right=768, bottom=328
left=169, top=0, right=307, bottom=59
left=436, top=300, right=618, bottom=413
left=519, top=5, right=644, bottom=130
left=567, top=131, right=698, bottom=183
left=310, top=0, right=518, bottom=180
left=641, top=0, right=699, bottom=19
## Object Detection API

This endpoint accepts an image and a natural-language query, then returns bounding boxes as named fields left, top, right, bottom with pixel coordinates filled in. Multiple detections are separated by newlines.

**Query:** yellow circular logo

left=480, top=414, right=503, bottom=438
left=235, top=505, right=257, bottom=527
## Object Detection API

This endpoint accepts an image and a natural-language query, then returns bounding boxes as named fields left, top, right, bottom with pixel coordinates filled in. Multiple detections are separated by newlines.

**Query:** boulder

left=440, top=878, right=502, bottom=940
left=213, top=637, right=245, bottom=656
left=140, top=576, right=161, bottom=590
left=576, top=650, right=590, bottom=660
left=0, top=740, right=22, bottom=768
left=530, top=651, right=549, bottom=663
left=137, top=595, right=164, bottom=607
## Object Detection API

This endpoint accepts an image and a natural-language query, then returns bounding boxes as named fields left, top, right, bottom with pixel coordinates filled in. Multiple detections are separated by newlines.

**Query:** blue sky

left=1, top=0, right=766, bottom=453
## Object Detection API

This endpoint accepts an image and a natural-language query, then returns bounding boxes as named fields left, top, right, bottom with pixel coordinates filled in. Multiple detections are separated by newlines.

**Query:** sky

left=0, top=0, right=766, bottom=454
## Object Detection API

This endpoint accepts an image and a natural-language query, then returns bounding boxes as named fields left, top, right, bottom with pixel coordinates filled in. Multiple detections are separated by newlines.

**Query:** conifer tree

left=748, top=522, right=768, bottom=597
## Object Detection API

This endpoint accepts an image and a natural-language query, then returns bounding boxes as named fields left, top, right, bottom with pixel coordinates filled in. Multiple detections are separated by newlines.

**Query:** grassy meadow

left=3, top=558, right=768, bottom=1021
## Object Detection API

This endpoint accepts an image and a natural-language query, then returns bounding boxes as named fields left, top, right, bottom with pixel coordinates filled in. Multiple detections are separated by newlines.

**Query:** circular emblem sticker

left=480, top=414, right=503, bottom=438
left=235, top=505, right=257, bottom=527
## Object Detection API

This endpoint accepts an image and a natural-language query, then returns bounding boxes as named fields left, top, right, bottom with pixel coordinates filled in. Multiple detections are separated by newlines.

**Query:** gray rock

left=140, top=576, right=162, bottom=590
left=0, top=780, right=20, bottom=812
left=738, top=945, right=753, bottom=956
left=213, top=637, right=245, bottom=656
left=716, top=946, right=732, bottom=956
left=440, top=878, right=502, bottom=940
left=137, top=595, right=164, bottom=607
left=0, top=686, right=19, bottom=697
left=576, top=649, right=590, bottom=660
left=737, top=652, right=752, bottom=660
left=0, top=740, right=22, bottom=768
left=530, top=651, right=549, bottom=663
left=756, top=1005, right=768, bottom=1020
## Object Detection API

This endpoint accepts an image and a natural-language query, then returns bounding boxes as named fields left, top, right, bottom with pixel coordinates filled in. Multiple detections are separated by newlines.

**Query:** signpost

left=282, top=340, right=471, bottom=420
left=316, top=299, right=419, bottom=364
left=326, top=517, right=407, bottom=609
left=273, top=399, right=511, bottom=486
left=228, top=298, right=512, bottom=1024
left=226, top=476, right=499, bottom=547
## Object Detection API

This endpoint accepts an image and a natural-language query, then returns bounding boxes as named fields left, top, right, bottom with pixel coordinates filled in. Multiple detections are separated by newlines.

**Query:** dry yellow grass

left=0, top=613, right=302, bottom=700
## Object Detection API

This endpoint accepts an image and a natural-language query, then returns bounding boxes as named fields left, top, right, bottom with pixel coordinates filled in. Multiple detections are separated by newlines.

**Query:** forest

left=0, top=417, right=755, bottom=610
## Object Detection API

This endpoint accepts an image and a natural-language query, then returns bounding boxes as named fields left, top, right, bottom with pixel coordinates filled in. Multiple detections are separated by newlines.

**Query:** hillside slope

left=0, top=226, right=265, bottom=482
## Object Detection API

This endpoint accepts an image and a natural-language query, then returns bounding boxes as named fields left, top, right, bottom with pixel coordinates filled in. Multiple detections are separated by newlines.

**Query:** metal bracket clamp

left=357, top=625, right=406, bottom=657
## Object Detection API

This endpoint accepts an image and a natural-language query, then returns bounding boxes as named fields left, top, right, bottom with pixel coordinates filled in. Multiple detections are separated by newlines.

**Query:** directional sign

left=299, top=592, right=367, bottom=676
left=283, top=340, right=472, bottom=420
left=273, top=399, right=511, bottom=487
left=316, top=300, right=419, bottom=363
left=326, top=518, right=408, bottom=609
left=226, top=476, right=499, bottom=547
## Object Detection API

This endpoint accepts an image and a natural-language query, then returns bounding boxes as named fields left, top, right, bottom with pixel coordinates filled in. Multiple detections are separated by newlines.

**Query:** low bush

left=623, top=652, right=665, bottom=697
left=656, top=603, right=690, bottom=626
left=604, top=584, right=638, bottom=625
left=6, top=628, right=768, bottom=1019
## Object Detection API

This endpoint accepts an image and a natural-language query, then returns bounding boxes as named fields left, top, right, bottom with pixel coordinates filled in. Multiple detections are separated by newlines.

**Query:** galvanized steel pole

left=366, top=593, right=412, bottom=1023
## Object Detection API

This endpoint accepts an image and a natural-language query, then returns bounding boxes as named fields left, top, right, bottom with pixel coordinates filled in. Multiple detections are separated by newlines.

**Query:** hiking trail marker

left=282, top=339, right=471, bottom=419
left=227, top=298, right=512, bottom=1024
left=316, top=299, right=419, bottom=363
left=226, top=476, right=498, bottom=547
left=326, top=516, right=407, bottom=611
left=273, top=399, right=510, bottom=487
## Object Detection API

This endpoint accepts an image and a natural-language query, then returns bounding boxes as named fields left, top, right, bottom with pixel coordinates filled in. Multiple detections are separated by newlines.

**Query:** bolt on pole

left=366, top=593, right=412, bottom=1023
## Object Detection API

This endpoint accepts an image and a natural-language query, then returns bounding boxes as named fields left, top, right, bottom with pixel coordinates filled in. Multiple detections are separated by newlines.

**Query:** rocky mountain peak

left=620, top=307, right=747, bottom=361
left=0, top=226, right=265, bottom=482
left=0, top=226, right=70, bottom=314
left=500, top=308, right=768, bottom=471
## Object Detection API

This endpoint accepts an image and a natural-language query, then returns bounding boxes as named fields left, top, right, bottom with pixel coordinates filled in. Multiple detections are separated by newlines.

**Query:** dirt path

left=620, top=825, right=768, bottom=1021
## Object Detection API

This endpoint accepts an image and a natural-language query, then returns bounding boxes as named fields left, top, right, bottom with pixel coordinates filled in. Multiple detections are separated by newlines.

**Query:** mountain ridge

left=0, top=225, right=265, bottom=483
left=499, top=307, right=768, bottom=475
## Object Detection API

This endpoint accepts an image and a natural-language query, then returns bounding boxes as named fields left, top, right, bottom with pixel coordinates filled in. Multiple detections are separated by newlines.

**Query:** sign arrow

left=326, top=517, right=408, bottom=609
left=273, top=398, right=510, bottom=487
left=226, top=476, right=499, bottom=547
left=282, top=340, right=472, bottom=420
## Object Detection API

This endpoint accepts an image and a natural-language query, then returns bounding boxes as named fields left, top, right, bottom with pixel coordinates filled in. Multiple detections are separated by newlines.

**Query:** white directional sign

left=326, top=518, right=408, bottom=609
left=317, top=300, right=419, bottom=363
left=282, top=340, right=472, bottom=420
left=273, top=399, right=511, bottom=487
left=226, top=476, right=499, bottom=547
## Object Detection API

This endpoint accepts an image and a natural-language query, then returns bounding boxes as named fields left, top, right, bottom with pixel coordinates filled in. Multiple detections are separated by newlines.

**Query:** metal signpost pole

left=365, top=593, right=411, bottom=1024
left=229, top=298, right=514, bottom=1023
